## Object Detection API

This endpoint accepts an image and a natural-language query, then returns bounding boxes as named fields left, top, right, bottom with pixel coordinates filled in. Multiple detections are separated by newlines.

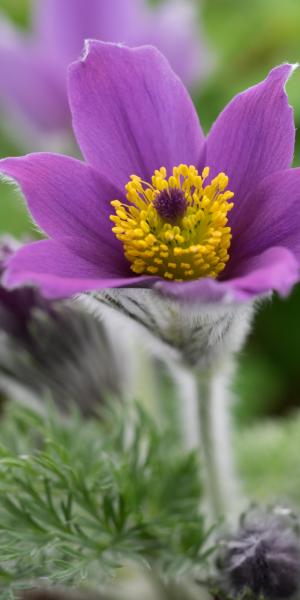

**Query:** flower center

left=110, top=164, right=234, bottom=281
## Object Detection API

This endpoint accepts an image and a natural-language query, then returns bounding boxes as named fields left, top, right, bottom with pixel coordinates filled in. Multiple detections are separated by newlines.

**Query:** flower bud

left=219, top=510, right=300, bottom=599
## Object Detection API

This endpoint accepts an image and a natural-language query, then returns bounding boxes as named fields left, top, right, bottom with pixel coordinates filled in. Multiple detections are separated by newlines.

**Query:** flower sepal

left=88, top=288, right=254, bottom=369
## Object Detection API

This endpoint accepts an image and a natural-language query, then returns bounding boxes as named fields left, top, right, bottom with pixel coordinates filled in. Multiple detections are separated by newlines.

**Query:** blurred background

left=0, top=0, right=300, bottom=500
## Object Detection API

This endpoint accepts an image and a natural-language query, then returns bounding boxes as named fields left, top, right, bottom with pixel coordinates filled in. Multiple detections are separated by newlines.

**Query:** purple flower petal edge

left=155, top=247, right=299, bottom=303
left=206, top=63, right=296, bottom=206
left=3, top=239, right=157, bottom=300
left=68, top=40, right=205, bottom=188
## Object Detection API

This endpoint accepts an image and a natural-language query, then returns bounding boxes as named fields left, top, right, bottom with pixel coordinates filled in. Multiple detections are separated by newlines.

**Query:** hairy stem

left=169, top=362, right=200, bottom=451
left=176, top=362, right=239, bottom=524
left=197, top=367, right=239, bottom=523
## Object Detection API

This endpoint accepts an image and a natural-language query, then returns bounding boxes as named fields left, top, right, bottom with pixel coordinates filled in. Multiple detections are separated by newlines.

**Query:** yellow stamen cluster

left=110, top=164, right=234, bottom=281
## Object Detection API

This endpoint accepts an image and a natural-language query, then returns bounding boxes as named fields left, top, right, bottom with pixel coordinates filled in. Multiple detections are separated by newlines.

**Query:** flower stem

left=198, top=368, right=239, bottom=523
left=177, top=363, right=239, bottom=524
left=169, top=362, right=200, bottom=452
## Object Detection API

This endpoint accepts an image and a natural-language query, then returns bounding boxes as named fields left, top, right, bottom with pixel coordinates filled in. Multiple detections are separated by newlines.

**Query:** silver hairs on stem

left=85, top=288, right=256, bottom=524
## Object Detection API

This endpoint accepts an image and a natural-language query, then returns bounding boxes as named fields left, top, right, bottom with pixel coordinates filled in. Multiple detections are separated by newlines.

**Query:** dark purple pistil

left=153, top=188, right=187, bottom=223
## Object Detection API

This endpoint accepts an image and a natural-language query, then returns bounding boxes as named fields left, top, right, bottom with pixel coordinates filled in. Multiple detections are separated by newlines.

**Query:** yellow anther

left=133, top=228, right=144, bottom=238
left=112, top=226, right=124, bottom=234
left=145, top=234, right=156, bottom=245
left=174, top=247, right=184, bottom=256
left=169, top=176, right=178, bottom=188
left=164, top=231, right=174, bottom=242
left=175, top=234, right=185, bottom=244
left=159, top=244, right=169, bottom=252
left=110, top=164, right=234, bottom=282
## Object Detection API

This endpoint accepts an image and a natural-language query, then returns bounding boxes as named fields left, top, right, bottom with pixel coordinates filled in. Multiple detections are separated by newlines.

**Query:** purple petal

left=155, top=247, right=299, bottom=303
left=0, top=18, right=69, bottom=133
left=0, top=153, right=123, bottom=258
left=34, top=0, right=142, bottom=67
left=229, top=168, right=300, bottom=266
left=206, top=64, right=296, bottom=202
left=4, top=240, right=155, bottom=300
left=68, top=40, right=205, bottom=188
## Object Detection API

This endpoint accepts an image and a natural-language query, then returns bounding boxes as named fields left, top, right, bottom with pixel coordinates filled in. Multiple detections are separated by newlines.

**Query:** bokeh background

left=0, top=0, right=300, bottom=502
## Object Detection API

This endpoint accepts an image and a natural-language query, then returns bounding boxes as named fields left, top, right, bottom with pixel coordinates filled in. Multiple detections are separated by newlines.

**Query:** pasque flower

left=0, top=0, right=208, bottom=138
left=1, top=44, right=298, bottom=523
left=0, top=42, right=299, bottom=308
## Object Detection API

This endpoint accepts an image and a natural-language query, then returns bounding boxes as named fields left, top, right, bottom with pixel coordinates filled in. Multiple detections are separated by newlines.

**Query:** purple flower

left=0, top=0, right=209, bottom=139
left=0, top=42, right=299, bottom=306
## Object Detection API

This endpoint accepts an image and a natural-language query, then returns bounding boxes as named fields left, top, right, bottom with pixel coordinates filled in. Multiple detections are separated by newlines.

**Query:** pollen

left=110, top=165, right=234, bottom=281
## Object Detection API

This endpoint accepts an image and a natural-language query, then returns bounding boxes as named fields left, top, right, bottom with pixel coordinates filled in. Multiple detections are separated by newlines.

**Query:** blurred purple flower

left=219, top=509, right=300, bottom=599
left=0, top=43, right=299, bottom=307
left=0, top=237, right=125, bottom=414
left=0, top=0, right=210, bottom=140
left=0, top=237, right=51, bottom=340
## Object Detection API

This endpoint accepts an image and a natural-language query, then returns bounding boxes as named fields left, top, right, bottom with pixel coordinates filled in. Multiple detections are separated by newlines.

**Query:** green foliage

left=237, top=410, right=300, bottom=505
left=0, top=402, right=215, bottom=599
left=201, top=0, right=300, bottom=132
left=0, top=0, right=29, bottom=28
left=0, top=181, right=32, bottom=238
left=234, top=289, right=300, bottom=425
